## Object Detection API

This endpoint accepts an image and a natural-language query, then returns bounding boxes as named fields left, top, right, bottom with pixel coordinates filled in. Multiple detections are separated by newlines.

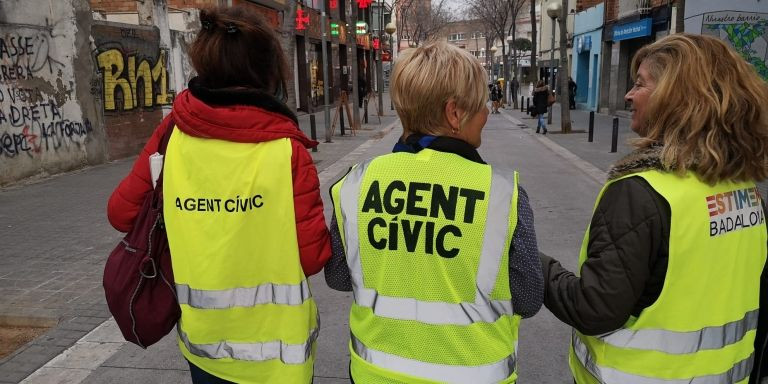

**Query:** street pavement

left=2, top=98, right=748, bottom=383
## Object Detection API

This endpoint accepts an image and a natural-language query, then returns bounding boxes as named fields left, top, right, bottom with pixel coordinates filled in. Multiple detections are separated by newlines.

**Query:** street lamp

left=385, top=22, right=397, bottom=110
left=546, top=1, right=562, bottom=125
left=489, top=45, right=498, bottom=82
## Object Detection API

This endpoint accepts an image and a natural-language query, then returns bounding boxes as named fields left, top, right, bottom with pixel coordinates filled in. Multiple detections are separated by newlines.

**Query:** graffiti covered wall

left=0, top=0, right=106, bottom=185
left=92, top=22, right=172, bottom=160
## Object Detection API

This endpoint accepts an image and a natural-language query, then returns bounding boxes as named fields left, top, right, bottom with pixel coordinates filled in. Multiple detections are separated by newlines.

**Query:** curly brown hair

left=631, top=33, right=768, bottom=184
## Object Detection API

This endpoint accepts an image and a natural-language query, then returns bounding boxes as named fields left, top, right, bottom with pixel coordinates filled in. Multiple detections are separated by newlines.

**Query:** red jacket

left=107, top=81, right=331, bottom=276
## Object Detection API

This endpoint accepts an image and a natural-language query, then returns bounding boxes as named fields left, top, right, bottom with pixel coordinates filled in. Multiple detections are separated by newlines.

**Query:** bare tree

left=506, top=0, right=527, bottom=107
left=398, top=0, right=455, bottom=48
left=557, top=0, right=571, bottom=132
left=468, top=0, right=527, bottom=107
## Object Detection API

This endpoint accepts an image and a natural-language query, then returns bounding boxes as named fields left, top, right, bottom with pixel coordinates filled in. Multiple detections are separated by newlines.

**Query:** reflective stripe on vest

left=597, top=309, right=758, bottom=354
left=338, top=159, right=517, bottom=325
left=572, top=331, right=754, bottom=384
left=176, top=280, right=311, bottom=309
left=351, top=333, right=516, bottom=384
left=178, top=325, right=318, bottom=364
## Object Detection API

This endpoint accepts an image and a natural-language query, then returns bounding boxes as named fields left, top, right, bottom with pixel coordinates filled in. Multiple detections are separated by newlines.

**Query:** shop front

left=603, top=5, right=673, bottom=113
left=571, top=3, right=604, bottom=111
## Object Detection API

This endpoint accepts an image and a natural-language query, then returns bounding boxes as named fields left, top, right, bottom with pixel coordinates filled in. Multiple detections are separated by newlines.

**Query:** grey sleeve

left=508, top=185, right=544, bottom=318
left=324, top=215, right=353, bottom=291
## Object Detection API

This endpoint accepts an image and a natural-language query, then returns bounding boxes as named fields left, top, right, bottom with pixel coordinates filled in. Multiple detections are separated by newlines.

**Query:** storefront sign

left=373, top=37, right=380, bottom=50
left=576, top=35, right=592, bottom=53
left=613, top=18, right=652, bottom=41
left=296, top=8, right=309, bottom=31
left=358, top=0, right=372, bottom=9
left=356, top=21, right=368, bottom=35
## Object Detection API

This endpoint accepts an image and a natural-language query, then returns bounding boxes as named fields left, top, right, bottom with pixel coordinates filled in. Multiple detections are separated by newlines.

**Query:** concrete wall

left=684, top=0, right=768, bottom=81
left=0, top=0, right=107, bottom=186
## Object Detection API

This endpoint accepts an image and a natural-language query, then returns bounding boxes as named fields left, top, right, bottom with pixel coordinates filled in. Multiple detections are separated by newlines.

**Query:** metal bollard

left=309, top=114, right=318, bottom=152
left=610, top=117, right=619, bottom=153
left=588, top=111, right=595, bottom=143
left=340, top=106, right=346, bottom=136
left=520, top=96, right=524, bottom=112
left=364, top=99, right=369, bottom=124
left=526, top=97, right=530, bottom=115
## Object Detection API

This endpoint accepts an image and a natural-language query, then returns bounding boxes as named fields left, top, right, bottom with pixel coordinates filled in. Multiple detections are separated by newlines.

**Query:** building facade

left=571, top=2, right=604, bottom=110
left=600, top=0, right=680, bottom=114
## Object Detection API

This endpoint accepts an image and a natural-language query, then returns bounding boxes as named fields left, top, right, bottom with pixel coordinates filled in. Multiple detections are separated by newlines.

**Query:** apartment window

left=449, top=33, right=466, bottom=41
left=472, top=32, right=485, bottom=39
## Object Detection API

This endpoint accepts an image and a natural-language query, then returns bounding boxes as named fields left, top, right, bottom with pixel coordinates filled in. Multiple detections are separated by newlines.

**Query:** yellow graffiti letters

left=96, top=48, right=169, bottom=111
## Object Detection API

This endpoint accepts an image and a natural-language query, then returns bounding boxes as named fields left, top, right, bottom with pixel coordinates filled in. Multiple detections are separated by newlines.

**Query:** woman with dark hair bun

left=107, top=5, right=331, bottom=383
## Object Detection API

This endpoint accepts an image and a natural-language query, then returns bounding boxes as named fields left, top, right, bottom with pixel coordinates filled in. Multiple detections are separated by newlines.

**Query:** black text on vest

left=361, top=180, right=486, bottom=258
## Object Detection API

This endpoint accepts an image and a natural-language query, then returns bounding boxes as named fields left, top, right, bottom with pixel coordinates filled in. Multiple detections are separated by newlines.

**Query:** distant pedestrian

left=107, top=5, right=331, bottom=383
left=358, top=75, right=367, bottom=108
left=326, top=41, right=543, bottom=384
left=532, top=80, right=550, bottom=134
left=490, top=81, right=502, bottom=113
left=568, top=77, right=577, bottom=109
left=510, top=76, right=520, bottom=103
left=540, top=33, right=768, bottom=384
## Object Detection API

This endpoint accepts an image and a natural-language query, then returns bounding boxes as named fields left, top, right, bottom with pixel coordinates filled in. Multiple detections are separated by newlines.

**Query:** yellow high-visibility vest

left=164, top=129, right=317, bottom=384
left=570, top=170, right=766, bottom=384
left=332, top=149, right=521, bottom=384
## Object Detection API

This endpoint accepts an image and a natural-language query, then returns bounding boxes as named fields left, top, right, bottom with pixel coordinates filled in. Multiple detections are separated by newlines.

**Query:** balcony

left=618, top=0, right=651, bottom=19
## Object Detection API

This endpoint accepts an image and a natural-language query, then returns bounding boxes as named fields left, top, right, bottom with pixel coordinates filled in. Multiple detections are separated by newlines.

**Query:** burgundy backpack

left=103, top=122, right=180, bottom=348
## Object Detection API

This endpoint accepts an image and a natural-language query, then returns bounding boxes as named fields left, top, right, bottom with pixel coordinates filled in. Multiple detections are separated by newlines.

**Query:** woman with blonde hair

left=540, top=33, right=768, bottom=383
left=325, top=41, right=543, bottom=383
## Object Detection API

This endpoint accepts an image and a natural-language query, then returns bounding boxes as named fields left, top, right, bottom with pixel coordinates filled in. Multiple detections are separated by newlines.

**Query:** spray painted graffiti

left=0, top=20, right=67, bottom=78
left=0, top=20, right=89, bottom=159
left=96, top=47, right=171, bottom=111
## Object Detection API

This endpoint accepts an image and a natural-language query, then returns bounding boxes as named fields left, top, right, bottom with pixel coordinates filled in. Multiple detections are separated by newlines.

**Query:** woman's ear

left=444, top=100, right=461, bottom=133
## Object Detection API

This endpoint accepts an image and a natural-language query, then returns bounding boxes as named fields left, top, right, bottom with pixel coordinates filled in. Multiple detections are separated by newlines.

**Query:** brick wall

left=576, top=0, right=604, bottom=12
left=90, top=0, right=220, bottom=13
left=90, top=0, right=137, bottom=13
left=605, top=0, right=618, bottom=23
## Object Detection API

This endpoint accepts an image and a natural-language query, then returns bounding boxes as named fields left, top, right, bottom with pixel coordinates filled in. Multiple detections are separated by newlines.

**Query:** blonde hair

left=390, top=41, right=488, bottom=135
left=631, top=33, right=768, bottom=184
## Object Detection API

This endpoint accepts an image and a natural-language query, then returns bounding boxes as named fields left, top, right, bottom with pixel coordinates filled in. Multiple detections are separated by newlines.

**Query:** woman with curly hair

left=541, top=33, right=768, bottom=383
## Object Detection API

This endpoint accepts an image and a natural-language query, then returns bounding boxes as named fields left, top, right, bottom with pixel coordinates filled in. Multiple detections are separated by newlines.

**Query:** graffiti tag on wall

left=96, top=47, right=171, bottom=111
left=0, top=22, right=91, bottom=159
left=93, top=26, right=172, bottom=112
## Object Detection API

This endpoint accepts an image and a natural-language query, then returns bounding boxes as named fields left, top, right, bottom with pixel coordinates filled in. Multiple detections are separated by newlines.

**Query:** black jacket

left=532, top=86, right=550, bottom=115
left=540, top=146, right=768, bottom=382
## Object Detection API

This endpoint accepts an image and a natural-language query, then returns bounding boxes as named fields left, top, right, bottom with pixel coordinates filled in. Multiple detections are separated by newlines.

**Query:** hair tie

left=201, top=20, right=212, bottom=30
left=225, top=23, right=238, bottom=34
